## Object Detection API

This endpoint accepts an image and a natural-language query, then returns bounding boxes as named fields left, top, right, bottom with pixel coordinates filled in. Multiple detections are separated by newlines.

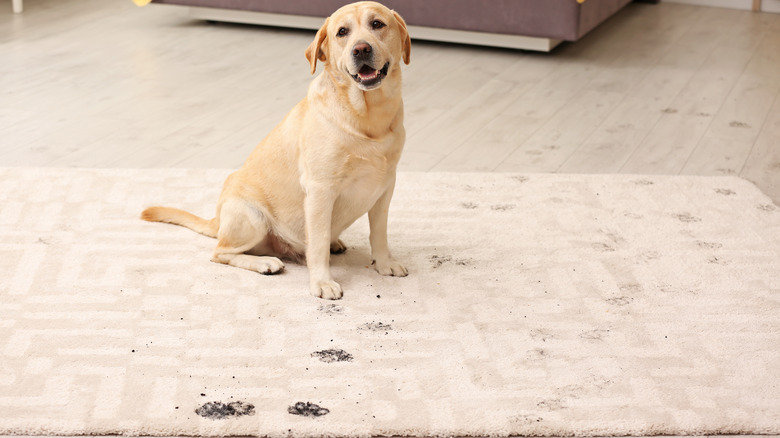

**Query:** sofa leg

left=12, top=0, right=23, bottom=13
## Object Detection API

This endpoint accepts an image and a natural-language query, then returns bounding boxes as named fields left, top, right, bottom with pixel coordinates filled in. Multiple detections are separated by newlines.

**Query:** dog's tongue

left=358, top=65, right=379, bottom=80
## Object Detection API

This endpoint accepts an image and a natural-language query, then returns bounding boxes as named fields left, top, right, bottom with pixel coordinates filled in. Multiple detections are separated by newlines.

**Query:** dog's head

left=305, top=1, right=411, bottom=91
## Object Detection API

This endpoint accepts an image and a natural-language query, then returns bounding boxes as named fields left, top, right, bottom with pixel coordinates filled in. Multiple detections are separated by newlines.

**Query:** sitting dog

left=142, top=1, right=411, bottom=300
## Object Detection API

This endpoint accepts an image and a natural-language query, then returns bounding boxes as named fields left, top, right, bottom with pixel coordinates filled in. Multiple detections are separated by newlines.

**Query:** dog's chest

left=339, top=154, right=390, bottom=205
left=331, top=175, right=385, bottom=232
left=331, top=137, right=400, bottom=227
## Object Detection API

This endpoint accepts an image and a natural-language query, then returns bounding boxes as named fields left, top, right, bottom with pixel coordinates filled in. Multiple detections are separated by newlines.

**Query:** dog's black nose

left=352, top=42, right=372, bottom=59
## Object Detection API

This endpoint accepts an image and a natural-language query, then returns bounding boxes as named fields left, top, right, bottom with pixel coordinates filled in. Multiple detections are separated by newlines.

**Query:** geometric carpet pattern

left=1, top=168, right=778, bottom=436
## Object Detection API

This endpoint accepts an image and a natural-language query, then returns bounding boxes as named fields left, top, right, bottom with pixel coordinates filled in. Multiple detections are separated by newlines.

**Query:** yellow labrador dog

left=142, top=1, right=411, bottom=300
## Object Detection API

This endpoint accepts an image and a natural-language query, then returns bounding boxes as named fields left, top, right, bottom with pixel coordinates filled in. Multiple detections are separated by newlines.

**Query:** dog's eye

left=337, top=27, right=349, bottom=37
left=371, top=20, right=385, bottom=29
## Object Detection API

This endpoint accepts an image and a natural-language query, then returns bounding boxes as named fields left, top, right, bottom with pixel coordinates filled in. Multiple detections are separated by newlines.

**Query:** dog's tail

left=141, top=206, right=218, bottom=238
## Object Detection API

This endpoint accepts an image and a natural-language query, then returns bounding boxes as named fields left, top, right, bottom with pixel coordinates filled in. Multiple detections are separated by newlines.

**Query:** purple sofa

left=152, top=0, right=636, bottom=51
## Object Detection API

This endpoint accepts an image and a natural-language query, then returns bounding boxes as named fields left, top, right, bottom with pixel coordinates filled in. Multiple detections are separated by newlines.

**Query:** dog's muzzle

left=349, top=41, right=388, bottom=89
left=351, top=62, right=389, bottom=88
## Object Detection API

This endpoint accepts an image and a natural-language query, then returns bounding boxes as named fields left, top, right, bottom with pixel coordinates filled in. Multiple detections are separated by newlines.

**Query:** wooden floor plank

left=618, top=6, right=753, bottom=174
left=681, top=135, right=754, bottom=176
left=496, top=90, right=625, bottom=172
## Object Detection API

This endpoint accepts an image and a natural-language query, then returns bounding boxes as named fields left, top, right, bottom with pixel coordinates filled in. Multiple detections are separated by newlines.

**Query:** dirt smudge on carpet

left=195, top=401, right=255, bottom=420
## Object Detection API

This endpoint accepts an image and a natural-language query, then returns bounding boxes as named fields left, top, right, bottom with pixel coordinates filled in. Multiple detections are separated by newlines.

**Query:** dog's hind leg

left=330, top=239, right=347, bottom=254
left=211, top=199, right=285, bottom=275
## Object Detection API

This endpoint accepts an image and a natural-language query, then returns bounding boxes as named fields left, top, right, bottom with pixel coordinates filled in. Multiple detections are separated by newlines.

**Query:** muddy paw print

left=288, top=401, right=330, bottom=417
left=673, top=213, right=701, bottom=223
left=714, top=188, right=736, bottom=196
left=196, top=401, right=255, bottom=420
left=358, top=321, right=393, bottom=332
left=311, top=349, right=353, bottom=363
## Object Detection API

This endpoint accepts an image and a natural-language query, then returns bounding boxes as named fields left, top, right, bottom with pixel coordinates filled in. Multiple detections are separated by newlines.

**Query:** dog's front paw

left=373, top=258, right=408, bottom=277
left=311, top=280, right=343, bottom=300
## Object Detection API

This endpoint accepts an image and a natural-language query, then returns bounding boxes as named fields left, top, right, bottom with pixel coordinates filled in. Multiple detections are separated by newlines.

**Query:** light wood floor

left=1, top=0, right=779, bottom=203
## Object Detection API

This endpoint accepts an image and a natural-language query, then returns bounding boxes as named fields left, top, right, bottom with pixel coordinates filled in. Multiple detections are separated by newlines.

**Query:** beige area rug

left=1, top=168, right=779, bottom=437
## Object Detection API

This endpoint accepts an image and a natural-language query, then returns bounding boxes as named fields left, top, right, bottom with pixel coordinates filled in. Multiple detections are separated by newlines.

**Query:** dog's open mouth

left=351, top=62, right=389, bottom=88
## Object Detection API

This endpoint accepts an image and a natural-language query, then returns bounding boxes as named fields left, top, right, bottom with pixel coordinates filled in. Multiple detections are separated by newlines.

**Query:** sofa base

left=188, top=6, right=563, bottom=52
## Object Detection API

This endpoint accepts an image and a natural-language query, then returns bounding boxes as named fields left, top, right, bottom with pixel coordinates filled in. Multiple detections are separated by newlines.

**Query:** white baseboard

left=664, top=0, right=780, bottom=12
left=763, top=0, right=780, bottom=13
left=663, top=0, right=751, bottom=10
left=187, top=6, right=562, bottom=52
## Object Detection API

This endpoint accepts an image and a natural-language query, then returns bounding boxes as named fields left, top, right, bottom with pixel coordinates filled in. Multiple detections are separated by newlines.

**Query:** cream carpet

left=1, top=168, right=779, bottom=437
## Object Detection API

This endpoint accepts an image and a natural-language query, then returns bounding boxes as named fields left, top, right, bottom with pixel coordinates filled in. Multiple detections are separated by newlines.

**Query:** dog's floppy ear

left=392, top=11, right=411, bottom=65
left=305, top=17, right=329, bottom=74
